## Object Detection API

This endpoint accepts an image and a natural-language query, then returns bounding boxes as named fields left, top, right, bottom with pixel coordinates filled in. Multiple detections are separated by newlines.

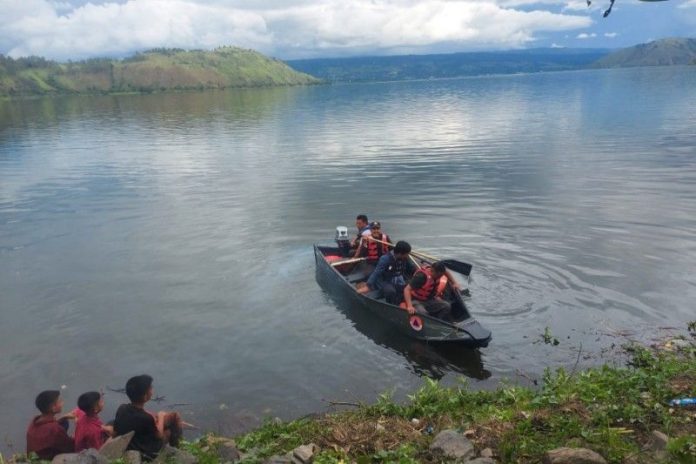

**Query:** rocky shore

left=5, top=324, right=695, bottom=464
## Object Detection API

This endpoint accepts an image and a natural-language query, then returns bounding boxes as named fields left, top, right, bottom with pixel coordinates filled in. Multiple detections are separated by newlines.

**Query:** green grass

left=210, top=333, right=694, bottom=464
left=4, top=327, right=694, bottom=464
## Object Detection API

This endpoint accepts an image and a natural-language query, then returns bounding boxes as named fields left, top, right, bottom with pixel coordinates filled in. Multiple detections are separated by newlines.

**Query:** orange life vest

left=365, top=233, right=390, bottom=262
left=411, top=267, right=436, bottom=301
left=411, top=266, right=449, bottom=300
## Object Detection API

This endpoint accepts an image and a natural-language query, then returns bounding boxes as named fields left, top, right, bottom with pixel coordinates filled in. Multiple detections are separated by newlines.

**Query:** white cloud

left=604, top=32, right=618, bottom=37
left=576, top=32, right=597, bottom=39
left=551, top=42, right=565, bottom=47
left=678, top=0, right=696, bottom=7
left=0, top=0, right=593, bottom=60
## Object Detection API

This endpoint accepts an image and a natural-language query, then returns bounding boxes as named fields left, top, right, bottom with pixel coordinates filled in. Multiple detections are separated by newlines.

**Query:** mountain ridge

left=0, top=47, right=319, bottom=97
left=592, top=37, right=696, bottom=68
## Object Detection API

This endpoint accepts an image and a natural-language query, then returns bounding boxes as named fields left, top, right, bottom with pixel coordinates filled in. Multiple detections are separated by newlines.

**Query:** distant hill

left=287, top=48, right=609, bottom=82
left=592, top=38, right=696, bottom=68
left=0, top=47, right=320, bottom=97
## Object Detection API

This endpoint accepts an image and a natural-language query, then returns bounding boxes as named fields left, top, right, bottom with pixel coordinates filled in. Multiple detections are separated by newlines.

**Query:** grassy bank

left=5, top=326, right=694, bottom=464
left=182, top=327, right=695, bottom=464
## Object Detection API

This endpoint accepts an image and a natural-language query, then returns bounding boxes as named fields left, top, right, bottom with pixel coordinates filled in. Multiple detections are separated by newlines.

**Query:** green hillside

left=0, top=47, right=320, bottom=97
left=592, top=37, right=696, bottom=68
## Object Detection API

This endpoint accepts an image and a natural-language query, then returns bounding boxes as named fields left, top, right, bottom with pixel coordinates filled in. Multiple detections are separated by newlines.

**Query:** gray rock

left=52, top=449, right=108, bottom=464
left=292, top=444, right=319, bottom=464
left=99, top=431, right=134, bottom=460
left=648, top=430, right=669, bottom=461
left=429, top=430, right=475, bottom=461
left=480, top=448, right=494, bottom=458
left=670, top=339, right=692, bottom=349
left=153, top=445, right=198, bottom=464
left=467, top=458, right=497, bottom=464
left=649, top=430, right=668, bottom=450
left=216, top=439, right=241, bottom=463
left=265, top=454, right=293, bottom=464
left=542, top=447, right=607, bottom=464
left=124, top=451, right=142, bottom=464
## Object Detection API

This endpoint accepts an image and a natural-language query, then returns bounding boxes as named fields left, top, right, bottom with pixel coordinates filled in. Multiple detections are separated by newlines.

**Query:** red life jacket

left=411, top=267, right=437, bottom=301
left=411, top=267, right=450, bottom=300
left=365, top=233, right=390, bottom=262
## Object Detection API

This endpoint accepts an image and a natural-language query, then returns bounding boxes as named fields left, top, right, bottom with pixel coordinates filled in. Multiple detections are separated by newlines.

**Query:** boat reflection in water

left=319, top=288, right=491, bottom=381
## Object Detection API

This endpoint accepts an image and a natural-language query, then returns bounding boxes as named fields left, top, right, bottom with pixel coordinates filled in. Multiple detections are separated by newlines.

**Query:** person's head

left=125, top=375, right=154, bottom=404
left=393, top=241, right=411, bottom=259
left=77, top=391, right=104, bottom=416
left=431, top=261, right=447, bottom=278
left=35, top=390, right=63, bottom=415
left=370, top=221, right=382, bottom=236
left=356, top=214, right=368, bottom=230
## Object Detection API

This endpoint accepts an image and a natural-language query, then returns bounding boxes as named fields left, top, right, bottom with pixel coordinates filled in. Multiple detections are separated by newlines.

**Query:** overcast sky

left=1, top=0, right=694, bottom=61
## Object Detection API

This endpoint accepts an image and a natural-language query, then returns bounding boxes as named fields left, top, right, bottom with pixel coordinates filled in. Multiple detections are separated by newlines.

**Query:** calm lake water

left=1, top=66, right=695, bottom=450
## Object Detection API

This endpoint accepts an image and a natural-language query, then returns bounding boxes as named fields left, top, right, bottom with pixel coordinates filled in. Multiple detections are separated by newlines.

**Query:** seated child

left=113, top=375, right=182, bottom=461
left=26, top=390, right=75, bottom=460
left=74, top=391, right=114, bottom=451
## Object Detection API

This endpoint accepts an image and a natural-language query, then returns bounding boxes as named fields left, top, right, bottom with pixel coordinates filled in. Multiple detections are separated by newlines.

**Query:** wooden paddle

left=364, top=237, right=473, bottom=277
left=330, top=257, right=367, bottom=267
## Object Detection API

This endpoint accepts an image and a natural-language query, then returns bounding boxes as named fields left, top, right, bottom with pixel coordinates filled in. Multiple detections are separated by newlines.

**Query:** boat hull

left=314, top=245, right=492, bottom=347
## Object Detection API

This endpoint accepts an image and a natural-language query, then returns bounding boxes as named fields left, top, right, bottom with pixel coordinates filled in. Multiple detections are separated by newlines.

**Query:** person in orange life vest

left=403, top=261, right=459, bottom=321
left=355, top=221, right=391, bottom=261
left=350, top=214, right=372, bottom=250
left=74, top=391, right=114, bottom=452
left=26, top=390, right=75, bottom=460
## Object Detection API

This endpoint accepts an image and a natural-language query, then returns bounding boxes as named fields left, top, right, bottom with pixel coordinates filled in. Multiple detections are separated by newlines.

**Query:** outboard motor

left=335, top=226, right=351, bottom=257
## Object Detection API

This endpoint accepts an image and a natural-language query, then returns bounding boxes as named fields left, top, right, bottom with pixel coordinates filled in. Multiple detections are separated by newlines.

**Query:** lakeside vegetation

left=3, top=325, right=694, bottom=463
left=200, top=333, right=695, bottom=463
left=2, top=38, right=694, bottom=97
left=0, top=47, right=320, bottom=98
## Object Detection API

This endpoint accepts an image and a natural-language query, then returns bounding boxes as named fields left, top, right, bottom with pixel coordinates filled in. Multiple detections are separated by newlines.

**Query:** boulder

left=542, top=447, right=607, bottom=464
left=52, top=449, right=108, bottom=464
left=153, top=445, right=197, bottom=464
left=216, top=439, right=241, bottom=463
left=124, top=451, right=142, bottom=464
left=648, top=430, right=668, bottom=451
left=429, top=430, right=475, bottom=461
left=99, top=431, right=134, bottom=460
left=265, top=454, right=293, bottom=464
left=467, top=458, right=497, bottom=464
left=648, top=430, right=669, bottom=461
left=292, top=444, right=319, bottom=464
left=480, top=448, right=495, bottom=458
left=669, top=339, right=692, bottom=350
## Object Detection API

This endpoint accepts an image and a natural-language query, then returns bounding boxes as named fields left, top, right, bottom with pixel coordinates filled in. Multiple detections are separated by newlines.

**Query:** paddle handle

left=330, top=257, right=367, bottom=267
left=366, top=237, right=438, bottom=263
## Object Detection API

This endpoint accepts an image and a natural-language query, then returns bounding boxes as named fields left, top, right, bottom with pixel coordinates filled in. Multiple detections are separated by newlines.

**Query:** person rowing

left=354, top=221, right=391, bottom=262
left=350, top=214, right=372, bottom=251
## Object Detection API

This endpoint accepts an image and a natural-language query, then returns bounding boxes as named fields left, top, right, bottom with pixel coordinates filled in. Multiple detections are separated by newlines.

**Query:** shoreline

left=3, top=324, right=694, bottom=463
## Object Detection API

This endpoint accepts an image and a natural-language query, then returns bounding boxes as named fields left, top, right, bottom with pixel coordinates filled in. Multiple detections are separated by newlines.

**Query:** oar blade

left=441, top=259, right=473, bottom=277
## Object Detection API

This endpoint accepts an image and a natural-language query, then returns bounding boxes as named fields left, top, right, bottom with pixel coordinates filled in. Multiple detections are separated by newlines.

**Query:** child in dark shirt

left=74, top=391, right=114, bottom=451
left=113, top=375, right=182, bottom=461
left=26, top=390, right=75, bottom=460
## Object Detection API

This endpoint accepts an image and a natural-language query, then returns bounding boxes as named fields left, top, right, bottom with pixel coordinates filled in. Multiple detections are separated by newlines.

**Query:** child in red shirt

left=74, top=392, right=113, bottom=452
left=26, top=390, right=75, bottom=460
